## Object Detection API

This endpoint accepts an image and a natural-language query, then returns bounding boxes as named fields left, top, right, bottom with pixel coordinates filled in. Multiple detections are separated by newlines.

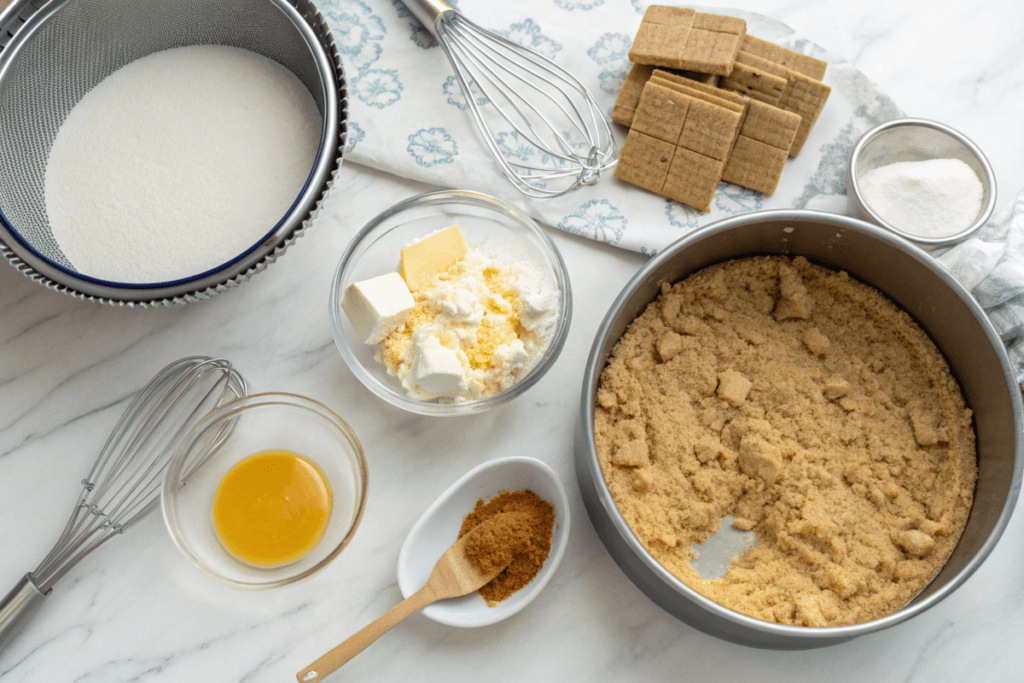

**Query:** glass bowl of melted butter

left=162, top=393, right=367, bottom=588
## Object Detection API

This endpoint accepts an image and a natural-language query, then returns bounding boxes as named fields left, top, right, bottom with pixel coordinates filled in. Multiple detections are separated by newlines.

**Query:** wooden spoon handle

left=296, top=586, right=436, bottom=682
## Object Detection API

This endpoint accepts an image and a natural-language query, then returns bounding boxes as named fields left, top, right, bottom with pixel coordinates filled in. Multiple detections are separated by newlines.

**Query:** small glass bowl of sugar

left=847, top=118, right=996, bottom=249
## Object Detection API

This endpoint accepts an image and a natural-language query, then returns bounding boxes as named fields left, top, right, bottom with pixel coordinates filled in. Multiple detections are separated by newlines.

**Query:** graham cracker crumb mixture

left=595, top=256, right=976, bottom=627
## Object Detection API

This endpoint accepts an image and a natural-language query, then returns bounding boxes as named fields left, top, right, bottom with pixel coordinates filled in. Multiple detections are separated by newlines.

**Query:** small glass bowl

left=846, top=118, right=996, bottom=249
left=329, top=189, right=572, bottom=416
left=161, top=392, right=367, bottom=589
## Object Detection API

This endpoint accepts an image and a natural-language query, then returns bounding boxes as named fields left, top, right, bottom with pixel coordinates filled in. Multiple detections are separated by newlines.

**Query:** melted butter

left=212, top=450, right=332, bottom=567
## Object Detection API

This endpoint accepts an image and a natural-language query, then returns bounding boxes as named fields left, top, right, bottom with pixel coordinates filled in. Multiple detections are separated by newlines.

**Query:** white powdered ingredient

left=377, top=249, right=560, bottom=403
left=858, top=158, right=984, bottom=238
left=45, top=45, right=322, bottom=284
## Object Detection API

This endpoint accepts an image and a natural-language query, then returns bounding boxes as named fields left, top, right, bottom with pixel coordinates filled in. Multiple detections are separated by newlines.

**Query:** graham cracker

left=739, top=98, right=801, bottom=150
left=722, top=100, right=801, bottom=194
left=722, top=137, right=790, bottom=194
left=617, top=77, right=742, bottom=212
left=614, top=65, right=726, bottom=128
left=651, top=70, right=748, bottom=168
left=629, top=7, right=745, bottom=76
left=678, top=96, right=742, bottom=161
left=718, top=61, right=787, bottom=106
left=631, top=82, right=691, bottom=144
left=740, top=34, right=828, bottom=80
left=615, top=130, right=675, bottom=194
left=612, top=63, right=656, bottom=127
left=663, top=147, right=724, bottom=212
left=678, top=12, right=746, bottom=76
left=628, top=6, right=696, bottom=69
left=734, top=51, right=831, bottom=157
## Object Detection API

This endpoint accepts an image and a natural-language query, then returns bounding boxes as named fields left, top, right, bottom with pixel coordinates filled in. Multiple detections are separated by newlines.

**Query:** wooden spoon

left=296, top=522, right=508, bottom=682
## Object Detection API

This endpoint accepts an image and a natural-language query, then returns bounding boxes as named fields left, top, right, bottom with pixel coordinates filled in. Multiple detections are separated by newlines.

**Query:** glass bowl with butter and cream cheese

left=329, top=190, right=572, bottom=416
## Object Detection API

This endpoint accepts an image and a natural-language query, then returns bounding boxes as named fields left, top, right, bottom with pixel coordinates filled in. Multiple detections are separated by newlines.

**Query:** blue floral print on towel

left=715, top=184, right=764, bottom=213
left=444, top=76, right=489, bottom=110
left=598, top=65, right=630, bottom=94
left=409, top=21, right=437, bottom=49
left=587, top=33, right=631, bottom=65
left=498, top=19, right=562, bottom=59
left=588, top=33, right=631, bottom=95
left=665, top=200, right=701, bottom=230
left=556, top=0, right=605, bottom=10
left=495, top=130, right=539, bottom=166
left=345, top=122, right=366, bottom=154
left=559, top=200, right=627, bottom=243
left=323, top=0, right=386, bottom=75
left=355, top=69, right=403, bottom=108
left=408, top=128, right=459, bottom=166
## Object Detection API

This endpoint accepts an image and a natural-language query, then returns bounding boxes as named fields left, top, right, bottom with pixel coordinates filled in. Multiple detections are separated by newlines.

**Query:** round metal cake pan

left=575, top=209, right=1023, bottom=649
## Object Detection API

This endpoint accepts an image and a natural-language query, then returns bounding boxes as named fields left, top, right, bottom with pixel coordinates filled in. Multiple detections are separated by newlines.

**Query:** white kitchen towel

left=319, top=0, right=901, bottom=255
left=938, top=191, right=1024, bottom=382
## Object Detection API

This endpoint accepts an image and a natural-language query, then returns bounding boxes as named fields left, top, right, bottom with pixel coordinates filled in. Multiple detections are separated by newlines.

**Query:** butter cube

left=341, top=272, right=415, bottom=344
left=400, top=225, right=468, bottom=291
left=413, top=336, right=464, bottom=396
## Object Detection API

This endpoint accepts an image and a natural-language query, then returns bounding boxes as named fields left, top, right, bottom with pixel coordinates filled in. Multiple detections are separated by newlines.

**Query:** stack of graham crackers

left=613, top=6, right=831, bottom=212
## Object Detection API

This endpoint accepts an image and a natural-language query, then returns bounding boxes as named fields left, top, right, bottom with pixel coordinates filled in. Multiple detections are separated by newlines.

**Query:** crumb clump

left=594, top=256, right=976, bottom=627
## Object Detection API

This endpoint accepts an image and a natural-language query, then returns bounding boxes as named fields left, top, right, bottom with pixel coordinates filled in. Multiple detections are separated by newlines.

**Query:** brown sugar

left=594, top=256, right=976, bottom=627
left=458, top=490, right=555, bottom=606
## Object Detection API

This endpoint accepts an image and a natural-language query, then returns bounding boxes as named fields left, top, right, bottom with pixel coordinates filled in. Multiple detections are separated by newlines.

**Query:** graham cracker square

left=615, top=130, right=675, bottom=195
left=677, top=96, right=742, bottom=161
left=740, top=99, right=801, bottom=150
left=632, top=82, right=691, bottom=144
left=663, top=146, right=724, bottom=212
left=722, top=135, right=790, bottom=194
left=740, top=34, right=828, bottom=80
left=628, top=6, right=695, bottom=69
left=678, top=13, right=746, bottom=76
left=612, top=63, right=656, bottom=127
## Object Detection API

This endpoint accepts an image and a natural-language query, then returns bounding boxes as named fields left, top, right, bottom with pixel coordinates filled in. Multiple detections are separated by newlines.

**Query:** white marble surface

left=2, top=0, right=1023, bottom=681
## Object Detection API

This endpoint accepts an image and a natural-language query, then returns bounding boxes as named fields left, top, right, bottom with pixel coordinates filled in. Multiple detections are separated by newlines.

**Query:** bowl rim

left=578, top=209, right=1023, bottom=643
left=0, top=0, right=347, bottom=306
left=395, top=455, right=571, bottom=627
left=847, top=117, right=997, bottom=248
left=161, top=391, right=368, bottom=590
left=328, top=188, right=573, bottom=416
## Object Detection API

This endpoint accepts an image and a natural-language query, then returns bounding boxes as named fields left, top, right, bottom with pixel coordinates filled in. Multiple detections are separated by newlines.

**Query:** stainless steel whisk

left=0, top=356, right=246, bottom=651
left=404, top=0, right=617, bottom=199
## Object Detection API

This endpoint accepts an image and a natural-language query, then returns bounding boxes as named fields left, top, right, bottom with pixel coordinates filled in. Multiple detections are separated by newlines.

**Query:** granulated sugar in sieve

left=44, top=45, right=322, bottom=284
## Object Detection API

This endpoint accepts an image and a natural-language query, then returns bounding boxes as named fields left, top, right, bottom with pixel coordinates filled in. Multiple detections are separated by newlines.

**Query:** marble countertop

left=2, top=1, right=1022, bottom=681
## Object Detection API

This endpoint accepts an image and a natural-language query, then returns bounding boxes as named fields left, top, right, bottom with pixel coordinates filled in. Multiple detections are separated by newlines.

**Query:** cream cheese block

left=342, top=272, right=415, bottom=344
left=412, top=335, right=465, bottom=396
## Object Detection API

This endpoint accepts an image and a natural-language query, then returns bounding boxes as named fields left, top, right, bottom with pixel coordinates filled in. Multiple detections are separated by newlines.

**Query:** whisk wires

left=437, top=13, right=616, bottom=199
left=31, top=357, right=245, bottom=593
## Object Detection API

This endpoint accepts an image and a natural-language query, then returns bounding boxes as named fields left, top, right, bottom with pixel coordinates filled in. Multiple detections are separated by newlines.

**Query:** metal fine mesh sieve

left=0, top=0, right=347, bottom=306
